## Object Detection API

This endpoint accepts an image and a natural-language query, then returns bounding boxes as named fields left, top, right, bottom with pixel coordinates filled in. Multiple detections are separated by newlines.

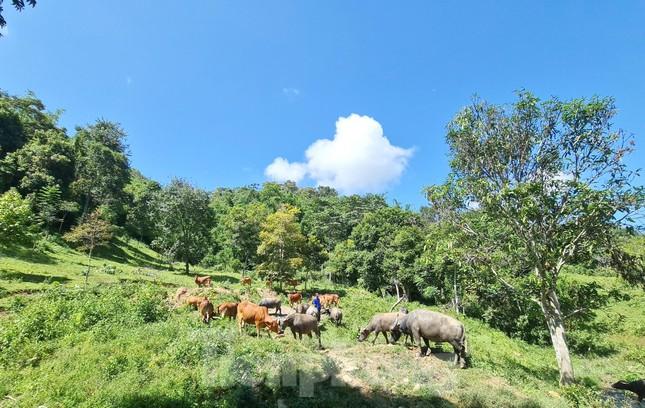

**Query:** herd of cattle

left=179, top=275, right=468, bottom=368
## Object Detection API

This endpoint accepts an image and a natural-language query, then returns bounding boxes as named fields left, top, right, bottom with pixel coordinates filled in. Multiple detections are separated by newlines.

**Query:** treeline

left=2, top=90, right=643, bottom=385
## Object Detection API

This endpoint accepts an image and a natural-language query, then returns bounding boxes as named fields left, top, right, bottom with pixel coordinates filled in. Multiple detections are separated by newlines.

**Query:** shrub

left=100, top=263, right=119, bottom=275
left=0, top=283, right=171, bottom=368
left=560, top=384, right=613, bottom=408
left=0, top=188, right=38, bottom=245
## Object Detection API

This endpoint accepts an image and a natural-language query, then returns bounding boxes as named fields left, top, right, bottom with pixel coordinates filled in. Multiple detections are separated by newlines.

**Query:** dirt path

left=324, top=344, right=459, bottom=399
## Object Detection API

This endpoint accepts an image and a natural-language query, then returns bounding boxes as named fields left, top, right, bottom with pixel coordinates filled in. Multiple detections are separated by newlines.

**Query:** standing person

left=312, top=293, right=322, bottom=321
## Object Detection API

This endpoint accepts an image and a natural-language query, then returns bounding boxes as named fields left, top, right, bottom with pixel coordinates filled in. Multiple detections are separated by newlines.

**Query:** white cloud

left=264, top=114, right=414, bottom=194
left=282, top=87, right=301, bottom=97
left=265, top=157, right=307, bottom=183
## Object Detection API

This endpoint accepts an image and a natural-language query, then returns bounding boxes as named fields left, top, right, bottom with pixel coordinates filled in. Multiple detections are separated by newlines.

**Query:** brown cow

left=194, top=275, right=212, bottom=287
left=186, top=296, right=206, bottom=309
left=287, top=279, right=299, bottom=288
left=199, top=298, right=215, bottom=324
left=288, top=292, right=302, bottom=306
left=240, top=276, right=252, bottom=286
left=217, top=302, right=238, bottom=320
left=236, top=300, right=280, bottom=338
left=320, top=294, right=340, bottom=308
left=174, top=287, right=189, bottom=304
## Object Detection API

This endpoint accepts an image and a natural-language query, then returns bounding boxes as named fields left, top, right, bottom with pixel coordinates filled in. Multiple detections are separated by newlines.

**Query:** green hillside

left=1, top=240, right=643, bottom=408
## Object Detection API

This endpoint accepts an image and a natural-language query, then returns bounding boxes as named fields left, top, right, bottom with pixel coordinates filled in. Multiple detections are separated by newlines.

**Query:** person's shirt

left=313, top=297, right=321, bottom=309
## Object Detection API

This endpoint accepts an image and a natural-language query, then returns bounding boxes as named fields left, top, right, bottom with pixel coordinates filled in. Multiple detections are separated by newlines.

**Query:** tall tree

left=337, top=206, right=420, bottom=291
left=427, top=91, right=643, bottom=385
left=1, top=91, right=66, bottom=191
left=257, top=204, right=307, bottom=287
left=71, top=120, right=130, bottom=219
left=153, top=179, right=212, bottom=274
left=221, top=202, right=268, bottom=271
left=1, top=128, right=75, bottom=197
left=123, top=170, right=160, bottom=243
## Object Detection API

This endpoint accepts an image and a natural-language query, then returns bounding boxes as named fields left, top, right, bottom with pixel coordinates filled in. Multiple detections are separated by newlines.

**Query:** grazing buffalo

left=236, top=301, right=281, bottom=338
left=612, top=379, right=645, bottom=401
left=240, top=276, right=252, bottom=286
left=288, top=292, right=302, bottom=306
left=217, top=302, right=238, bottom=320
left=194, top=275, right=212, bottom=287
left=393, top=307, right=413, bottom=345
left=295, top=303, right=309, bottom=314
left=306, top=304, right=320, bottom=321
left=259, top=297, right=282, bottom=315
left=199, top=298, right=215, bottom=324
left=280, top=313, right=322, bottom=348
left=327, top=307, right=343, bottom=326
left=358, top=312, right=406, bottom=344
left=391, top=309, right=467, bottom=368
left=320, top=294, right=340, bottom=308
left=186, top=296, right=206, bottom=309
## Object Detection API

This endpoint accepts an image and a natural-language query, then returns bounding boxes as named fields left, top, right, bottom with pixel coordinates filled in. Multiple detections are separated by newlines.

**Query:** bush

left=0, top=188, right=38, bottom=245
left=560, top=384, right=612, bottom=408
left=100, top=263, right=120, bottom=275
left=0, top=283, right=171, bottom=368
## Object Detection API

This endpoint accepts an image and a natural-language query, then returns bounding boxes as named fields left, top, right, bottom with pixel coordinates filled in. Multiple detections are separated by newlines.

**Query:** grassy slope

left=0, top=237, right=237, bottom=309
left=0, top=240, right=643, bottom=408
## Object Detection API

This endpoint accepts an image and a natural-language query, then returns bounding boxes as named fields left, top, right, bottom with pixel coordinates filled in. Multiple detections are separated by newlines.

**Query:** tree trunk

left=85, top=247, right=93, bottom=287
left=185, top=260, right=190, bottom=274
left=453, top=268, right=460, bottom=314
left=58, top=213, right=66, bottom=233
left=82, top=194, right=91, bottom=219
left=539, top=288, right=575, bottom=385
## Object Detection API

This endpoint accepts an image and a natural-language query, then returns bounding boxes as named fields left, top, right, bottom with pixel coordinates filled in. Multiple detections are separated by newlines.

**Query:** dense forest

left=1, top=89, right=643, bottom=389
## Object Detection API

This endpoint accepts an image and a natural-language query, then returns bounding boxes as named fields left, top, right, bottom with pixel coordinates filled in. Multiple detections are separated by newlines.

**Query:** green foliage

left=152, top=178, right=212, bottom=273
left=326, top=206, right=421, bottom=292
left=257, top=204, right=307, bottom=283
left=71, top=120, right=130, bottom=220
left=63, top=209, right=114, bottom=284
left=560, top=385, right=612, bottom=408
left=0, top=188, right=37, bottom=244
left=0, top=283, right=170, bottom=368
left=0, top=90, right=54, bottom=160
left=428, top=91, right=644, bottom=384
left=2, top=128, right=75, bottom=199
left=63, top=209, right=114, bottom=253
left=123, top=169, right=160, bottom=243
left=222, top=202, right=269, bottom=270
left=0, top=1, right=37, bottom=31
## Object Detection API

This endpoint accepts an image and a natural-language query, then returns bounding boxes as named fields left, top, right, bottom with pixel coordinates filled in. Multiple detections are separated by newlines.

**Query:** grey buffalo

left=324, top=307, right=343, bottom=326
left=306, top=304, right=320, bottom=321
left=392, top=309, right=467, bottom=368
left=294, top=303, right=309, bottom=314
left=259, top=297, right=282, bottom=316
left=357, top=311, right=407, bottom=344
left=329, top=307, right=343, bottom=326
left=280, top=313, right=322, bottom=348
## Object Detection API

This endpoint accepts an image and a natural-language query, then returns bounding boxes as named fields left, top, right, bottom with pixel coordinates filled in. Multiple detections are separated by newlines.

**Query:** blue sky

left=1, top=1, right=644, bottom=208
